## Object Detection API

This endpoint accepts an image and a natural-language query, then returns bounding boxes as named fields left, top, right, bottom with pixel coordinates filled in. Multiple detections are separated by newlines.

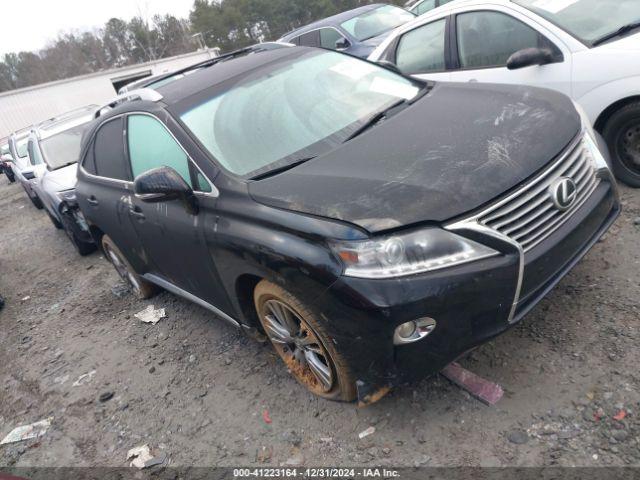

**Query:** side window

left=456, top=11, right=543, bottom=69
left=94, top=118, right=131, bottom=181
left=28, top=139, right=44, bottom=166
left=297, top=30, right=321, bottom=47
left=439, top=0, right=454, bottom=5
left=319, top=28, right=346, bottom=50
left=127, top=114, right=211, bottom=192
left=395, top=19, right=447, bottom=75
left=413, top=0, right=436, bottom=15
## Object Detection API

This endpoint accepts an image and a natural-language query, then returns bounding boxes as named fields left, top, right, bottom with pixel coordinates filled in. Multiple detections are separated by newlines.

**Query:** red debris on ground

left=262, top=409, right=272, bottom=424
left=613, top=410, right=627, bottom=421
left=441, top=362, right=504, bottom=406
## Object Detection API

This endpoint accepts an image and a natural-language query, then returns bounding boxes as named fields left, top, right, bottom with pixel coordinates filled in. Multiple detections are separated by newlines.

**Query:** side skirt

left=143, top=273, right=241, bottom=329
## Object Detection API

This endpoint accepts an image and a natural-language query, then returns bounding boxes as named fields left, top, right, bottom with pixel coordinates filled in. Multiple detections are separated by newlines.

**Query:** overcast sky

left=1, top=0, right=195, bottom=56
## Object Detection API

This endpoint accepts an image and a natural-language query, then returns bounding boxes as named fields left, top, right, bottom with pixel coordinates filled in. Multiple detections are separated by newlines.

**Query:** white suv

left=369, top=0, right=640, bottom=186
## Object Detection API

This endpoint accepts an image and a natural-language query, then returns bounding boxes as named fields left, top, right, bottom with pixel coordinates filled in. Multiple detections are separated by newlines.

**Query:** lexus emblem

left=549, top=177, right=578, bottom=211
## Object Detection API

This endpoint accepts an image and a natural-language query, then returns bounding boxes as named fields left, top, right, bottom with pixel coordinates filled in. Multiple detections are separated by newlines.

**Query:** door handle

left=87, top=196, right=99, bottom=206
left=129, top=206, right=145, bottom=220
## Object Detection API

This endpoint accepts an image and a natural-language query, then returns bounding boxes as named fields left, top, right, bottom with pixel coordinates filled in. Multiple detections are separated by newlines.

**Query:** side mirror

left=335, top=38, right=350, bottom=50
left=507, top=48, right=555, bottom=70
left=134, top=166, right=199, bottom=215
left=376, top=60, right=402, bottom=74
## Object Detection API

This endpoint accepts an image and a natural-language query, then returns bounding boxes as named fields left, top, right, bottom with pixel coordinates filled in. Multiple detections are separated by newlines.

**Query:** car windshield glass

left=16, top=138, right=29, bottom=158
left=40, top=123, right=88, bottom=170
left=340, top=5, right=415, bottom=41
left=514, top=0, right=640, bottom=45
left=179, top=50, right=420, bottom=178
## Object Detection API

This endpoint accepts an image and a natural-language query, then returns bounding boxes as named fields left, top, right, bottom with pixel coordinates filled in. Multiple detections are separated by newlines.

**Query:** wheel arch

left=235, top=273, right=264, bottom=330
left=88, top=225, right=105, bottom=253
left=594, top=95, right=640, bottom=133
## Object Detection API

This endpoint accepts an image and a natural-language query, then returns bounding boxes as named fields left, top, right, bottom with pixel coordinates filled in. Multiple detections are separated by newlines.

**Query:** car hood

left=42, top=163, right=78, bottom=191
left=249, top=82, right=581, bottom=234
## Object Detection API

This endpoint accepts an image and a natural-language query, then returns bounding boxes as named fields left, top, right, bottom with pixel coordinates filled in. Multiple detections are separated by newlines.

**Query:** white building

left=0, top=48, right=219, bottom=138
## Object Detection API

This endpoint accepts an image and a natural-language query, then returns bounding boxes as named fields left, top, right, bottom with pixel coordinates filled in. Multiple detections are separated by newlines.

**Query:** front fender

left=575, top=76, right=640, bottom=125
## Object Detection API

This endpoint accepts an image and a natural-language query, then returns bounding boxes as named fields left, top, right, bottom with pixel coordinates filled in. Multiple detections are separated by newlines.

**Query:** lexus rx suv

left=76, top=46, right=619, bottom=404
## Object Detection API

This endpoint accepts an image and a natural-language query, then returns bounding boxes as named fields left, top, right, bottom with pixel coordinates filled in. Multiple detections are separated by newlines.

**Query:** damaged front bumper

left=311, top=175, right=619, bottom=405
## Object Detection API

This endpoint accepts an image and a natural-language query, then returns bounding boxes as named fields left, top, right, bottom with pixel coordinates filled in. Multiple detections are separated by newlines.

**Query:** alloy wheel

left=262, top=299, right=335, bottom=393
left=105, top=244, right=142, bottom=294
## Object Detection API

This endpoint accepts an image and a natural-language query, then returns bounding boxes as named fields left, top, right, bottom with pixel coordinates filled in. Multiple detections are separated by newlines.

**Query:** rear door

left=124, top=112, right=229, bottom=309
left=76, top=116, right=146, bottom=272
left=447, top=8, right=572, bottom=96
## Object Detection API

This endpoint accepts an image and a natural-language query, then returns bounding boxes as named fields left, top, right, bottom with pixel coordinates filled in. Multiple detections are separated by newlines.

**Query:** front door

left=124, top=113, right=229, bottom=310
left=447, top=9, right=572, bottom=97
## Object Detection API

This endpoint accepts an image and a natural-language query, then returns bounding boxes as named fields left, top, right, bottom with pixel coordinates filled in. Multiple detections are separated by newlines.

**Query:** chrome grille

left=479, top=137, right=600, bottom=253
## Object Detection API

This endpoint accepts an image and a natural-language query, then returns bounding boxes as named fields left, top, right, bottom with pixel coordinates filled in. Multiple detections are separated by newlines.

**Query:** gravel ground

left=0, top=179, right=639, bottom=468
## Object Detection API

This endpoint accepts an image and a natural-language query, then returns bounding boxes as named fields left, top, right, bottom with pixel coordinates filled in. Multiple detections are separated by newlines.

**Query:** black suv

left=76, top=46, right=620, bottom=404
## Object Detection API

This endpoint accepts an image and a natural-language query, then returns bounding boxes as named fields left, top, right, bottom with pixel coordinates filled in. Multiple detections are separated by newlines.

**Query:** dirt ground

left=0, top=179, right=639, bottom=468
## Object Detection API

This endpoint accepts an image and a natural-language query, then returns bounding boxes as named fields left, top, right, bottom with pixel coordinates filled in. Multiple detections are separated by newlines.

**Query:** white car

left=8, top=129, right=47, bottom=208
left=369, top=0, right=640, bottom=186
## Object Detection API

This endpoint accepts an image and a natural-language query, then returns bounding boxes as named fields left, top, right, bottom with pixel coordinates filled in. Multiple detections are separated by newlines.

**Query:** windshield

left=40, top=123, right=88, bottom=170
left=0, top=144, right=8, bottom=156
left=179, top=50, right=420, bottom=178
left=340, top=5, right=415, bottom=41
left=514, top=0, right=640, bottom=45
left=16, top=138, right=29, bottom=158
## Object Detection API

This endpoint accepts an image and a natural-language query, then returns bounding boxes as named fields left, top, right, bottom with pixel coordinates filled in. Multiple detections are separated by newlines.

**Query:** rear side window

left=456, top=11, right=543, bottom=69
left=396, top=19, right=447, bottom=74
left=127, top=114, right=193, bottom=188
left=296, top=30, right=321, bottom=47
left=93, top=118, right=131, bottom=181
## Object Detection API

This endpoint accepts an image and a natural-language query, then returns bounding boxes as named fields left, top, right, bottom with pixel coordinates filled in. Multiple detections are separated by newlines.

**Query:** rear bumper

left=310, top=175, right=619, bottom=395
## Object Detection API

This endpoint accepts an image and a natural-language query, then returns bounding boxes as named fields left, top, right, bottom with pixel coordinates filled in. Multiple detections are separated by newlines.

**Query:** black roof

left=280, top=3, right=386, bottom=40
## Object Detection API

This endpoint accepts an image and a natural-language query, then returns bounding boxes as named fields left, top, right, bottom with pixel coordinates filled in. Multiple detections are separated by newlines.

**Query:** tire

left=101, top=235, right=157, bottom=299
left=63, top=223, right=96, bottom=256
left=602, top=101, right=640, bottom=188
left=254, top=280, right=357, bottom=402
left=46, top=209, right=63, bottom=229
left=29, top=192, right=44, bottom=209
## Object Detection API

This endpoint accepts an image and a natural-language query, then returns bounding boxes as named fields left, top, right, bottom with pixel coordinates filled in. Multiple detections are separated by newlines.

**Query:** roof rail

left=95, top=88, right=163, bottom=119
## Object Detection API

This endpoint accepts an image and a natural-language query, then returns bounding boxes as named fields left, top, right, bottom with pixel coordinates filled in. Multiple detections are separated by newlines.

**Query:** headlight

left=57, top=189, right=77, bottom=203
left=331, top=228, right=499, bottom=279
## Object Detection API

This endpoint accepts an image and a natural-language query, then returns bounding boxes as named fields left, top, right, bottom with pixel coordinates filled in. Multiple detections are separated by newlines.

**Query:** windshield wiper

left=592, top=21, right=640, bottom=46
left=250, top=156, right=316, bottom=180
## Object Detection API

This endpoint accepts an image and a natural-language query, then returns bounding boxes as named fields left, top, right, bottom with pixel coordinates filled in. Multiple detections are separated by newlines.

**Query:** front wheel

left=102, top=235, right=157, bottom=299
left=29, top=192, right=44, bottom=209
left=254, top=280, right=356, bottom=402
left=603, top=101, right=640, bottom=188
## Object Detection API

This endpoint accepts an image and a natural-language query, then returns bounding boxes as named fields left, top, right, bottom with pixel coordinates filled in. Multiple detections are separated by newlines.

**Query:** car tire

left=46, top=209, right=64, bottom=229
left=603, top=101, right=640, bottom=188
left=29, top=193, right=44, bottom=209
left=63, top=223, right=96, bottom=256
left=101, top=235, right=157, bottom=299
left=254, top=280, right=357, bottom=402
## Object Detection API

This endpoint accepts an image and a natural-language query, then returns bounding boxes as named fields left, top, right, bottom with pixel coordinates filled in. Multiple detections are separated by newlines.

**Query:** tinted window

left=297, top=30, right=321, bottom=47
left=319, top=28, right=346, bottom=49
left=127, top=115, right=193, bottom=188
left=93, top=118, right=131, bottom=181
left=396, top=19, right=447, bottom=74
left=457, top=11, right=542, bottom=68
left=180, top=50, right=420, bottom=178
left=413, top=0, right=435, bottom=15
